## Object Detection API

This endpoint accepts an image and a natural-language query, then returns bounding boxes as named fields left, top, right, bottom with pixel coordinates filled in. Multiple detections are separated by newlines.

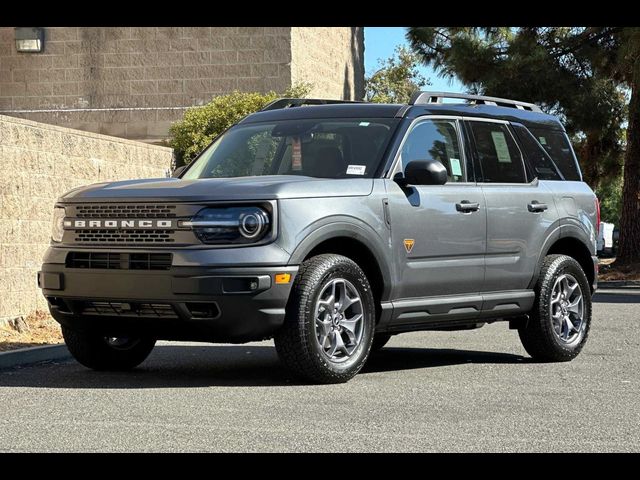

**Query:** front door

left=386, top=117, right=486, bottom=323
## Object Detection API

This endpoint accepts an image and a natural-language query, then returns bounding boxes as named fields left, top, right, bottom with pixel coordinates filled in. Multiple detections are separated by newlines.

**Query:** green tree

left=365, top=45, right=428, bottom=104
left=599, top=173, right=624, bottom=225
left=407, top=27, right=640, bottom=264
left=169, top=83, right=312, bottom=167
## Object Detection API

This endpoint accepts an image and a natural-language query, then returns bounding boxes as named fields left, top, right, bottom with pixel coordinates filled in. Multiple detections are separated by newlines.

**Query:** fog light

left=275, top=273, right=291, bottom=284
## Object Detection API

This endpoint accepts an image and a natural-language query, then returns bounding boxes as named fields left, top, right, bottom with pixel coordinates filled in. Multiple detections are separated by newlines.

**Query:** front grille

left=63, top=203, right=203, bottom=246
left=66, top=252, right=172, bottom=270
left=74, top=229, right=175, bottom=244
left=80, top=301, right=177, bottom=318
left=76, top=204, right=177, bottom=218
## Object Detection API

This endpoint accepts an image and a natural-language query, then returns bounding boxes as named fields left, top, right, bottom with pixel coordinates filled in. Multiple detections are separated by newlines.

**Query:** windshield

left=182, top=118, right=399, bottom=180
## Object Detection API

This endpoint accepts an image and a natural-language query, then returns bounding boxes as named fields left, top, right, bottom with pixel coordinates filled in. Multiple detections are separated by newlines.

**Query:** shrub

left=169, top=83, right=312, bottom=166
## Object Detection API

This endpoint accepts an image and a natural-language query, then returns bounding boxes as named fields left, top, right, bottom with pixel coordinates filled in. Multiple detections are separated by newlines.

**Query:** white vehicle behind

left=597, top=222, right=615, bottom=256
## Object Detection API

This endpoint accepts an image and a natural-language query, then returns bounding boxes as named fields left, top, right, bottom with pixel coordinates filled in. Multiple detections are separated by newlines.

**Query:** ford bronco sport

left=38, top=92, right=599, bottom=384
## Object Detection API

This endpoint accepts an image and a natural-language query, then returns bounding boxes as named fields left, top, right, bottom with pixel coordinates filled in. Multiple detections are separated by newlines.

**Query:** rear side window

left=468, top=121, right=527, bottom=183
left=528, top=127, right=581, bottom=181
left=511, top=124, right=562, bottom=181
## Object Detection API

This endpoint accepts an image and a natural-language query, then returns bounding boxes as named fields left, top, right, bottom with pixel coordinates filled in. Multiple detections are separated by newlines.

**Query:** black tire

left=274, top=254, right=376, bottom=384
left=518, top=254, right=592, bottom=362
left=371, top=333, right=392, bottom=353
left=62, top=326, right=156, bottom=371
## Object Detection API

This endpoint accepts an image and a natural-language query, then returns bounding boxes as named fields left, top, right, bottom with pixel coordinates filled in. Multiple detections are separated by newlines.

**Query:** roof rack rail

left=409, top=91, right=542, bottom=113
left=260, top=98, right=365, bottom=112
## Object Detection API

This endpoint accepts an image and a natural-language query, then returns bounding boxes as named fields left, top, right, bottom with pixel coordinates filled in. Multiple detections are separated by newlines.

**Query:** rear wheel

left=519, top=254, right=592, bottom=362
left=62, top=326, right=156, bottom=371
left=274, top=254, right=375, bottom=384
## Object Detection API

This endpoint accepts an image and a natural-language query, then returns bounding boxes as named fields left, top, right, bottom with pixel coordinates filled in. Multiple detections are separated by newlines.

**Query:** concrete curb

left=0, top=344, right=70, bottom=370
left=598, top=280, right=640, bottom=288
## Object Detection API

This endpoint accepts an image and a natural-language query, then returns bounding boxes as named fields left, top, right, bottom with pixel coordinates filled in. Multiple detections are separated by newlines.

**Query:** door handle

left=528, top=201, right=548, bottom=213
left=456, top=200, right=480, bottom=213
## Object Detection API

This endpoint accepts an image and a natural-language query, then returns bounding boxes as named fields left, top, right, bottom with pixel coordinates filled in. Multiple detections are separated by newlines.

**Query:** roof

left=239, top=103, right=405, bottom=123
left=239, top=102, right=564, bottom=131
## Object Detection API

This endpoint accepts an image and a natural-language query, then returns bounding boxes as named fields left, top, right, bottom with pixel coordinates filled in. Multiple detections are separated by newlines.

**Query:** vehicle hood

left=58, top=175, right=374, bottom=203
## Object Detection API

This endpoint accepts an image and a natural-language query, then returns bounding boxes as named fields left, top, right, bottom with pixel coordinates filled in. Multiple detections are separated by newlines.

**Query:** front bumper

left=38, top=263, right=298, bottom=343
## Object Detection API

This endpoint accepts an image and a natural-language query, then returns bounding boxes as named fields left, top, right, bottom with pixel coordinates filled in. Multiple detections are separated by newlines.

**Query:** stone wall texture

left=291, top=27, right=364, bottom=101
left=0, top=27, right=364, bottom=142
left=0, top=114, right=172, bottom=321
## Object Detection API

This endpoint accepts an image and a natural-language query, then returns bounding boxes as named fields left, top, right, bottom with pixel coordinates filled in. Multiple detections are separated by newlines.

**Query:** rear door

left=465, top=118, right=558, bottom=292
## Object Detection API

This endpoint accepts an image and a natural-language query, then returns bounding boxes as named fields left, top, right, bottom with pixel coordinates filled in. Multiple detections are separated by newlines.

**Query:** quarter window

left=528, top=127, right=581, bottom=181
left=511, top=124, right=563, bottom=181
left=400, top=119, right=465, bottom=182
left=469, top=122, right=527, bottom=183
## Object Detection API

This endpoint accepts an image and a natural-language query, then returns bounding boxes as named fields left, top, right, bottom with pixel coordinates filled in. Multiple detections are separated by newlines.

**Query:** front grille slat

left=80, top=301, right=177, bottom=318
left=74, top=229, right=175, bottom=245
left=66, top=252, right=172, bottom=270
left=76, top=204, right=177, bottom=218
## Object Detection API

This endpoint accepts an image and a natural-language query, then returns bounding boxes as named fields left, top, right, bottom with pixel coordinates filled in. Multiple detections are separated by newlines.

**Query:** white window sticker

left=538, top=136, right=547, bottom=145
left=291, top=136, right=302, bottom=171
left=449, top=158, right=462, bottom=177
left=359, top=122, right=370, bottom=127
left=491, top=131, right=512, bottom=163
left=346, top=165, right=366, bottom=175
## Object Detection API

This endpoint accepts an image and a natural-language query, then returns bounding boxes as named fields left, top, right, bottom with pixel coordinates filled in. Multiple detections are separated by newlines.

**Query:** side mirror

left=172, top=165, right=186, bottom=178
left=399, top=159, right=448, bottom=186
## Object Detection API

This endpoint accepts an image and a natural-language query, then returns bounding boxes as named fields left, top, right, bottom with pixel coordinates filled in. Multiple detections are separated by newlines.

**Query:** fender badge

left=403, top=239, right=415, bottom=254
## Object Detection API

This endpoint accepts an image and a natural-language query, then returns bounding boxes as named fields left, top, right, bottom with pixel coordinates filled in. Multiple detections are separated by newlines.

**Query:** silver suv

left=39, top=92, right=599, bottom=383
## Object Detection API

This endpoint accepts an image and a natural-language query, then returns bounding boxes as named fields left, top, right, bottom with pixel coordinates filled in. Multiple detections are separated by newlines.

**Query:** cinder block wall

left=291, top=27, right=364, bottom=101
left=0, top=27, right=294, bottom=142
left=0, top=114, right=172, bottom=321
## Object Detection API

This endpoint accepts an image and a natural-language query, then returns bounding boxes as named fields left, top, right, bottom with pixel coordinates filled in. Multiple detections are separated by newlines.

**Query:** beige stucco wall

left=0, top=114, right=172, bottom=321
left=290, top=27, right=365, bottom=101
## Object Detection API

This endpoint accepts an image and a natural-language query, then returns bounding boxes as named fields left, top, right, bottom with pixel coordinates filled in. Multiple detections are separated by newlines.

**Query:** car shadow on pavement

left=0, top=344, right=528, bottom=389
left=362, top=347, right=528, bottom=374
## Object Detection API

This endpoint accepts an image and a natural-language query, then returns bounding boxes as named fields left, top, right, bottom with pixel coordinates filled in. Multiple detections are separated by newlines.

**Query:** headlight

left=51, top=207, right=66, bottom=243
left=181, top=206, right=271, bottom=245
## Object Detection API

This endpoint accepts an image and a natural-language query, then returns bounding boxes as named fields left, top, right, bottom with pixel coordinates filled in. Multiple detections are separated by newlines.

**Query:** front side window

left=469, top=121, right=527, bottom=183
left=399, top=119, right=465, bottom=182
left=182, top=118, right=398, bottom=180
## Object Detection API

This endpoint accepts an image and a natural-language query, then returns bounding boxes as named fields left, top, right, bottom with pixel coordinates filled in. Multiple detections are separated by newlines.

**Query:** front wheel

left=518, top=254, right=592, bottom=362
left=274, top=254, right=376, bottom=384
left=62, top=326, right=156, bottom=371
left=370, top=333, right=392, bottom=353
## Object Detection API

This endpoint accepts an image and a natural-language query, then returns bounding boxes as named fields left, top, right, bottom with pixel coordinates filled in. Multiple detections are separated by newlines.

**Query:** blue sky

left=364, top=27, right=465, bottom=93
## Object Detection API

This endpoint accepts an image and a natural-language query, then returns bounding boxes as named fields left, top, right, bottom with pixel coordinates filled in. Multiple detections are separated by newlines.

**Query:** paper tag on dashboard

left=346, top=165, right=366, bottom=175
left=291, top=137, right=302, bottom=171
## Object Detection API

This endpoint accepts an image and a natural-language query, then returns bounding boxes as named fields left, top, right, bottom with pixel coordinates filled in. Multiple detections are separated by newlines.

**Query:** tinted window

left=528, top=127, right=581, bottom=181
left=469, top=122, right=526, bottom=183
left=400, top=119, right=465, bottom=182
left=183, top=118, right=398, bottom=180
left=511, top=124, right=562, bottom=180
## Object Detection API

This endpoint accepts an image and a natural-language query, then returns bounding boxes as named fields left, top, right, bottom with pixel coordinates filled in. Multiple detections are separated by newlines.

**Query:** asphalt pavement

left=1, top=287, right=638, bottom=452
